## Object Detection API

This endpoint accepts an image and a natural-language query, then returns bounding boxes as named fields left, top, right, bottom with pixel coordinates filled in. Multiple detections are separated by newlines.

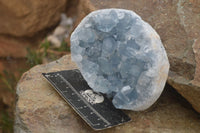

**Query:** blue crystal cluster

left=71, top=9, right=169, bottom=111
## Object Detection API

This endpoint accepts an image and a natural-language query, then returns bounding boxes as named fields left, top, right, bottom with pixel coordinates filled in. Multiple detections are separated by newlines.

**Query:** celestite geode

left=70, top=9, right=169, bottom=111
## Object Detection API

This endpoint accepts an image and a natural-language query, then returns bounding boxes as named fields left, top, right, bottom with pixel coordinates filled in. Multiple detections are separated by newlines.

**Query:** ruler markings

left=42, top=70, right=131, bottom=130
left=45, top=74, right=100, bottom=126
left=58, top=74, right=111, bottom=126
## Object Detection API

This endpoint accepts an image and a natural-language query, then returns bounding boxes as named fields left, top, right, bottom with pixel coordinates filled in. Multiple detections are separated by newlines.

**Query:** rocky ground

left=0, top=11, right=74, bottom=133
left=0, top=0, right=200, bottom=132
left=0, top=58, right=29, bottom=133
left=15, top=55, right=200, bottom=133
left=0, top=0, right=77, bottom=132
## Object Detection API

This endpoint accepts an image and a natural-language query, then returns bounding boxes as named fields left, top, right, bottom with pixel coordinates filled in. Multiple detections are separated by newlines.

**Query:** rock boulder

left=15, top=55, right=200, bottom=133
left=0, top=0, right=67, bottom=37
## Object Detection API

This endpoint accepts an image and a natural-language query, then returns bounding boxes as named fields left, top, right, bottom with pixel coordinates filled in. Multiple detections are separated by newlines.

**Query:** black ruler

left=42, top=69, right=131, bottom=130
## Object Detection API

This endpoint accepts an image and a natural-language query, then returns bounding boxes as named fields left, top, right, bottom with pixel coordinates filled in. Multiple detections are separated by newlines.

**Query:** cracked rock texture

left=76, top=0, right=200, bottom=113
left=15, top=55, right=200, bottom=133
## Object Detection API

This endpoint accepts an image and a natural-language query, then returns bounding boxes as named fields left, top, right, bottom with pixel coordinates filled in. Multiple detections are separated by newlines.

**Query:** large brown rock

left=76, top=0, right=200, bottom=113
left=0, top=0, right=68, bottom=58
left=0, top=0, right=67, bottom=37
left=15, top=55, right=200, bottom=133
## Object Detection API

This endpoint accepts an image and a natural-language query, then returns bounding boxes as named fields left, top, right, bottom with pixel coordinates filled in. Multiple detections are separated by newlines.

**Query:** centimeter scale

left=42, top=69, right=131, bottom=130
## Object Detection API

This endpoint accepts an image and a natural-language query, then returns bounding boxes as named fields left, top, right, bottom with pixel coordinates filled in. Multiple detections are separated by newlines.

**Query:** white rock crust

left=70, top=9, right=169, bottom=111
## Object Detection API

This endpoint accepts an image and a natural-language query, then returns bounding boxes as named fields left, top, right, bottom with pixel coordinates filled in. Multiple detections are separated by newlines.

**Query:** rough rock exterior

left=0, top=0, right=67, bottom=37
left=76, top=0, right=200, bottom=113
left=0, top=0, right=68, bottom=58
left=15, top=55, right=200, bottom=133
left=71, top=9, right=169, bottom=111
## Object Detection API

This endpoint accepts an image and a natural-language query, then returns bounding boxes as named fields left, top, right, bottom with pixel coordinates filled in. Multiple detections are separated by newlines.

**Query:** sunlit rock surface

left=70, top=9, right=169, bottom=111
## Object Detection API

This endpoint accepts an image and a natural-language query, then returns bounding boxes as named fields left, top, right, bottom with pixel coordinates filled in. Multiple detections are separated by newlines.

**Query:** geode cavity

left=70, top=9, right=169, bottom=111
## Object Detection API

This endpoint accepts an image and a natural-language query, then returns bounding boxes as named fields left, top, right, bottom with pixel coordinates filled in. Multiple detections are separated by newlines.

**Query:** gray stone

left=71, top=9, right=169, bottom=111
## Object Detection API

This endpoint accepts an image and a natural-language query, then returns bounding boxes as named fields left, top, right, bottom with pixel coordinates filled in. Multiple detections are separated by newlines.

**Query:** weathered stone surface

left=71, top=9, right=169, bottom=111
left=15, top=55, right=200, bottom=133
left=76, top=0, right=200, bottom=113
left=0, top=0, right=67, bottom=37
left=0, top=0, right=68, bottom=58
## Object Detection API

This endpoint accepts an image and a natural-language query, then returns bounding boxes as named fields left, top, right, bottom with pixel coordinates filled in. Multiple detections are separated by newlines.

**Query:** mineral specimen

left=70, top=9, right=169, bottom=111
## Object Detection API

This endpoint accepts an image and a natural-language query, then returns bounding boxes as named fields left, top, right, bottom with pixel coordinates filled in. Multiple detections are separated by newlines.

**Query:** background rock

left=0, top=0, right=68, bottom=58
left=0, top=0, right=67, bottom=37
left=0, top=37, right=27, bottom=58
left=47, top=14, right=74, bottom=48
left=76, top=0, right=200, bottom=113
left=15, top=55, right=200, bottom=133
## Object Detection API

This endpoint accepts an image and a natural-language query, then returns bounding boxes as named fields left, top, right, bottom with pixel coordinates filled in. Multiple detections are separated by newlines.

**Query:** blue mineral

left=71, top=9, right=169, bottom=111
